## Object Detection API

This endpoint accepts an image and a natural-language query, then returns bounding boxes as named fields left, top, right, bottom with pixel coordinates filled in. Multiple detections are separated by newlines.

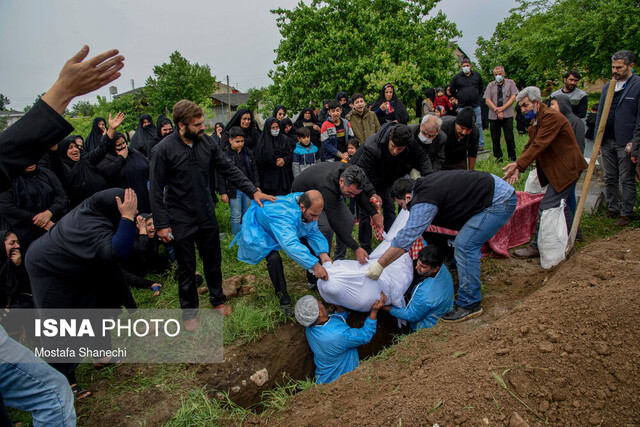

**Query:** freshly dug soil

left=259, top=229, right=640, bottom=426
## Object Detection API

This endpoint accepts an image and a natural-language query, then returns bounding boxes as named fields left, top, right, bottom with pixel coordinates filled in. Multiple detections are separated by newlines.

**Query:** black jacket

left=217, top=146, right=260, bottom=198
left=409, top=124, right=447, bottom=172
left=0, top=99, right=73, bottom=192
left=292, top=162, right=377, bottom=251
left=149, top=131, right=257, bottom=238
left=352, top=122, right=433, bottom=189
left=450, top=71, right=484, bottom=108
left=440, top=116, right=480, bottom=167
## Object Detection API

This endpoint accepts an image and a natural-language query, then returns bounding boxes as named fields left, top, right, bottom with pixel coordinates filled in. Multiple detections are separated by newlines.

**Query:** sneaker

left=280, top=304, right=293, bottom=316
left=615, top=216, right=633, bottom=227
left=513, top=246, right=539, bottom=258
left=441, top=305, right=483, bottom=323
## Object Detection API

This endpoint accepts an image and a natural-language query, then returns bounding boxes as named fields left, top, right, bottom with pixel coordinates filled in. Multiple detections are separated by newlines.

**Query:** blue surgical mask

left=418, top=133, right=433, bottom=144
left=495, top=75, right=504, bottom=83
left=524, top=109, right=537, bottom=120
left=270, top=129, right=280, bottom=137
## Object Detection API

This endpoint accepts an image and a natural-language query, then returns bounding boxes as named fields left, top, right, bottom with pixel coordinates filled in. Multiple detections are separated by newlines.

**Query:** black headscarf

left=84, top=117, right=106, bottom=153
left=280, top=118, right=297, bottom=144
left=255, top=117, right=292, bottom=194
left=156, top=114, right=173, bottom=140
left=336, top=91, right=352, bottom=117
left=11, top=167, right=54, bottom=214
left=370, top=83, right=409, bottom=124
left=425, top=88, right=436, bottom=103
left=56, top=135, right=109, bottom=208
left=318, top=99, right=330, bottom=124
left=0, top=229, right=31, bottom=308
left=130, top=114, right=157, bottom=158
left=272, top=105, right=287, bottom=119
left=100, top=133, right=151, bottom=213
left=222, top=108, right=261, bottom=151
left=294, top=107, right=321, bottom=149
left=212, top=122, right=225, bottom=144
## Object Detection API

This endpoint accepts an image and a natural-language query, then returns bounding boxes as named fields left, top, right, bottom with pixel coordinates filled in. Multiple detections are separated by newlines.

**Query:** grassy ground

left=9, top=127, right=639, bottom=426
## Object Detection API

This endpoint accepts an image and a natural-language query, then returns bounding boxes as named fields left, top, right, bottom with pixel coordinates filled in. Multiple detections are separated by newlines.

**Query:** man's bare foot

left=213, top=303, right=233, bottom=317
left=183, top=317, right=200, bottom=332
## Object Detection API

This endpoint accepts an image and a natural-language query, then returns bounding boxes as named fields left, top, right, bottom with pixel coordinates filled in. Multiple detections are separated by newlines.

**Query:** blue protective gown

left=389, top=264, right=454, bottom=331
left=232, top=192, right=329, bottom=269
left=305, top=311, right=377, bottom=384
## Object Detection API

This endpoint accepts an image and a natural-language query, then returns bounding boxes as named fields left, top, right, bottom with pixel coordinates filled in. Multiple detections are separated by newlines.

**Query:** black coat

left=0, top=229, right=32, bottom=308
left=254, top=117, right=293, bottom=195
left=0, top=166, right=68, bottom=251
left=130, top=114, right=158, bottom=158
left=440, top=116, right=480, bottom=167
left=25, top=188, right=136, bottom=311
left=220, top=109, right=261, bottom=151
left=0, top=99, right=73, bottom=192
left=84, top=117, right=106, bottom=153
left=149, top=130, right=258, bottom=238
left=370, top=84, right=410, bottom=125
left=292, top=162, right=377, bottom=250
left=217, top=146, right=260, bottom=198
left=352, top=122, right=433, bottom=189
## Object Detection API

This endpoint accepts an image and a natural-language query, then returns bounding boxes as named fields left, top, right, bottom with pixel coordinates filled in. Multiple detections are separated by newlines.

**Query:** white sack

left=538, top=199, right=568, bottom=269
left=524, top=168, right=547, bottom=194
left=318, top=210, right=415, bottom=311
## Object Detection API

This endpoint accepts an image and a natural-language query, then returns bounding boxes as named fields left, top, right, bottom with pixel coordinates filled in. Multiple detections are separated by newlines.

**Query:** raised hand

left=116, top=188, right=138, bottom=221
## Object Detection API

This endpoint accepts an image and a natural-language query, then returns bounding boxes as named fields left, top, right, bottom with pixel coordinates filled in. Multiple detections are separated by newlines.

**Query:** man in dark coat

left=352, top=122, right=432, bottom=252
left=440, top=108, right=480, bottom=171
left=450, top=57, right=485, bottom=149
left=409, top=115, right=446, bottom=172
left=149, top=100, right=274, bottom=332
left=292, top=162, right=383, bottom=263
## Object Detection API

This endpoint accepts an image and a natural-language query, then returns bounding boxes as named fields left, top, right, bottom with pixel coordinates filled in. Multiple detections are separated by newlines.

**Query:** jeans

left=0, top=326, right=76, bottom=426
left=229, top=190, right=252, bottom=236
left=601, top=139, right=636, bottom=217
left=473, top=106, right=484, bottom=149
left=454, top=192, right=517, bottom=308
left=489, top=117, right=516, bottom=161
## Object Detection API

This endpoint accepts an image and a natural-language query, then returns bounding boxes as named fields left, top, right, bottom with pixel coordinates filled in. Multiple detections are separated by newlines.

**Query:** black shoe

left=280, top=304, right=293, bottom=316
left=195, top=272, right=204, bottom=286
left=441, top=305, right=483, bottom=323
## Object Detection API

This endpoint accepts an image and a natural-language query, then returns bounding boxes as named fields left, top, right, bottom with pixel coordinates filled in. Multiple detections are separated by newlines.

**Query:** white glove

left=409, top=168, right=421, bottom=180
left=366, top=261, right=384, bottom=280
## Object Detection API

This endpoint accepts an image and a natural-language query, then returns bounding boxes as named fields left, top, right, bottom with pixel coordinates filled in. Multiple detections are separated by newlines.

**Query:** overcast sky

left=0, top=0, right=516, bottom=110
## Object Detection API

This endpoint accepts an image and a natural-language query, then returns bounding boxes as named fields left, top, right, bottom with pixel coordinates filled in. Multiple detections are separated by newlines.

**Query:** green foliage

left=145, top=51, right=217, bottom=117
left=69, top=100, right=96, bottom=118
left=64, top=116, right=93, bottom=137
left=94, top=93, right=150, bottom=133
left=0, top=94, right=10, bottom=111
left=269, top=0, right=461, bottom=114
left=23, top=93, right=45, bottom=112
left=475, top=0, right=640, bottom=89
left=239, top=86, right=274, bottom=120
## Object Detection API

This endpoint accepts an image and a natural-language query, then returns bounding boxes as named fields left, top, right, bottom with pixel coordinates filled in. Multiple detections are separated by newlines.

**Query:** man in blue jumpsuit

left=234, top=190, right=331, bottom=315
left=294, top=293, right=386, bottom=384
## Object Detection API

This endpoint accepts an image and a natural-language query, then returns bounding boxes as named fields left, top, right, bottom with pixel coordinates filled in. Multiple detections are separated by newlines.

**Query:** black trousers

left=265, top=240, right=317, bottom=305
left=174, top=223, right=225, bottom=320
left=489, top=117, right=516, bottom=161
left=358, top=185, right=395, bottom=252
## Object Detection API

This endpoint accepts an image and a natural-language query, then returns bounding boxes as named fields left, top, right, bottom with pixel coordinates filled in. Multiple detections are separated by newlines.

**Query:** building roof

left=210, top=93, right=251, bottom=107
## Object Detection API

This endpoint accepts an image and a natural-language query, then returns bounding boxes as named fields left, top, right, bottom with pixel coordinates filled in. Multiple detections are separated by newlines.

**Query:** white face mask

left=418, top=133, right=433, bottom=144
left=495, top=75, right=504, bottom=83
left=270, top=129, right=280, bottom=137
left=462, top=66, right=471, bottom=74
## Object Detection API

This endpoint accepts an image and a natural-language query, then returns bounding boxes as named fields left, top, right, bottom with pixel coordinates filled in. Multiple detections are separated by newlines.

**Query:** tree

left=269, top=0, right=461, bottom=114
left=145, top=51, right=217, bottom=116
left=23, top=93, right=45, bottom=112
left=93, top=92, right=150, bottom=133
left=69, top=100, right=96, bottom=117
left=475, top=0, right=640, bottom=90
left=0, top=94, right=10, bottom=111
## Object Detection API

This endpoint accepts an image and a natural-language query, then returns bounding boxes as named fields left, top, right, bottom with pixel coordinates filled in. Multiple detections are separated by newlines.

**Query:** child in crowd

left=434, top=105, right=445, bottom=117
left=320, top=100, right=354, bottom=161
left=344, top=139, right=360, bottom=217
left=292, top=127, right=320, bottom=177
left=218, top=126, right=260, bottom=236
left=433, top=87, right=453, bottom=112
left=585, top=103, right=598, bottom=159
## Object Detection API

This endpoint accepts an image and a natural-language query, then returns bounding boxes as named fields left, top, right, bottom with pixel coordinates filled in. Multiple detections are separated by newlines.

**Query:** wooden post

left=566, top=79, right=616, bottom=254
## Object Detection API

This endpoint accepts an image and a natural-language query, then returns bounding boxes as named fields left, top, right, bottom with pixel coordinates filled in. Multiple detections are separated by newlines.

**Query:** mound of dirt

left=262, top=229, right=640, bottom=426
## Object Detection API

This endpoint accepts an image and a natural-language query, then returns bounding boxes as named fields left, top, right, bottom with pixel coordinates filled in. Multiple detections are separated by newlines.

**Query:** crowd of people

left=0, top=45, right=638, bottom=426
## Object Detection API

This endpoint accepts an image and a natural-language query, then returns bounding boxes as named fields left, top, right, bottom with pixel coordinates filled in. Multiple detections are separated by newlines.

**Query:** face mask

left=270, top=129, right=280, bottom=137
left=495, top=75, right=504, bottom=83
left=418, top=133, right=433, bottom=144
left=462, top=66, right=471, bottom=74
left=524, top=109, right=537, bottom=120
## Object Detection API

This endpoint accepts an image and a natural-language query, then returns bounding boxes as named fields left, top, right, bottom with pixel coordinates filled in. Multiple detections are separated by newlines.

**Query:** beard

left=184, top=127, right=203, bottom=142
